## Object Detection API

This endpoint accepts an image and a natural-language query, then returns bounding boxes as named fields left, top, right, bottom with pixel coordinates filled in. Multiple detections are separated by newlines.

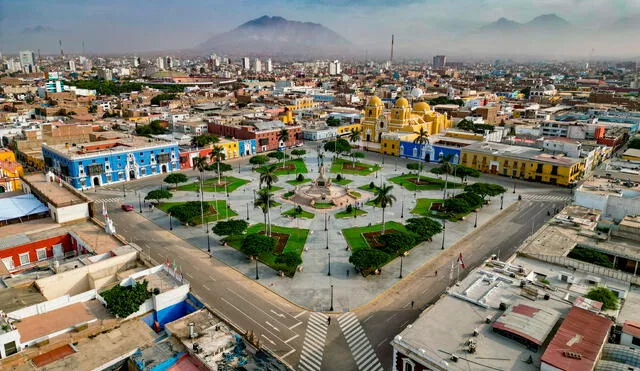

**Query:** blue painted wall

left=399, top=141, right=461, bottom=164
left=238, top=139, right=257, bottom=156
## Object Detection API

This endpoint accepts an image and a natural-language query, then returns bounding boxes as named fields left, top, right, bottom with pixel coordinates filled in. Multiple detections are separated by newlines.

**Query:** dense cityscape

left=1, top=3, right=640, bottom=371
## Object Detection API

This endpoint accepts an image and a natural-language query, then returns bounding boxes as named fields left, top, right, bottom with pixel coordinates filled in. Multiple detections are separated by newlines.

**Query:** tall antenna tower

left=59, top=40, right=64, bottom=60
left=390, top=35, right=395, bottom=65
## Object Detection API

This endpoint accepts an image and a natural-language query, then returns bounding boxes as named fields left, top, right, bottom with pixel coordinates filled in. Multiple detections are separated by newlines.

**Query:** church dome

left=367, top=96, right=383, bottom=107
left=395, top=97, right=409, bottom=108
left=413, top=101, right=431, bottom=112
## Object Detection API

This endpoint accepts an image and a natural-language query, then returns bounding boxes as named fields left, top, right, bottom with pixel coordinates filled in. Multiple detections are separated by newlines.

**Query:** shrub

left=275, top=251, right=302, bottom=267
left=241, top=234, right=276, bottom=258
left=168, top=201, right=204, bottom=223
left=346, top=204, right=353, bottom=213
left=568, top=246, right=614, bottom=268
left=213, top=219, right=248, bottom=236
left=349, top=249, right=390, bottom=275
left=406, top=217, right=442, bottom=240
left=585, top=286, right=619, bottom=310
left=443, top=198, right=471, bottom=214
left=407, top=163, right=423, bottom=171
left=102, top=280, right=152, bottom=318
left=377, top=231, right=416, bottom=256
left=295, top=205, right=303, bottom=214
left=456, top=192, right=483, bottom=209
left=369, top=181, right=375, bottom=189
left=336, top=174, right=343, bottom=181
left=296, top=173, right=304, bottom=182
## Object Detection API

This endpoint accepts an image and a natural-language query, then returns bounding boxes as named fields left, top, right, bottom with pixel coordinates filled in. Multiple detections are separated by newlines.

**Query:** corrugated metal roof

left=492, top=301, right=561, bottom=345
left=541, top=306, right=612, bottom=371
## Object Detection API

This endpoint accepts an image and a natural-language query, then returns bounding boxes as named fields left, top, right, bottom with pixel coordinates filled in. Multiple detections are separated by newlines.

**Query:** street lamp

left=246, top=203, right=250, bottom=220
left=255, top=259, right=259, bottom=280
left=330, top=284, right=334, bottom=311
left=399, top=255, right=404, bottom=278
left=401, top=199, right=404, bottom=219
left=328, top=252, right=331, bottom=276
left=326, top=229, right=329, bottom=250
left=138, top=193, right=142, bottom=213
left=169, top=212, right=173, bottom=230
left=122, top=183, right=126, bottom=197
left=441, top=220, right=446, bottom=250
left=500, top=195, right=504, bottom=210
left=513, top=182, right=517, bottom=194
left=253, top=189, right=256, bottom=202
left=474, top=210, right=478, bottom=228
left=324, top=213, right=328, bottom=231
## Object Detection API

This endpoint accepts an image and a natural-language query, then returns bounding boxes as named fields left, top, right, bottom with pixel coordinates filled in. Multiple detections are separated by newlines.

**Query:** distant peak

left=528, top=13, right=570, bottom=25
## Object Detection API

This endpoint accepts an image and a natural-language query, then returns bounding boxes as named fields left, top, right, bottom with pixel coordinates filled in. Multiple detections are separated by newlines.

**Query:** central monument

left=289, top=165, right=362, bottom=209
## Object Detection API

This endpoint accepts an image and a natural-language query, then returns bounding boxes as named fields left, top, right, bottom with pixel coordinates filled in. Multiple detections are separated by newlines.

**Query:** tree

left=324, top=138, right=351, bottom=157
left=275, top=251, right=302, bottom=267
left=267, top=151, right=285, bottom=160
left=464, top=183, right=507, bottom=200
left=135, top=120, right=167, bottom=136
left=350, top=151, right=365, bottom=166
left=145, top=189, right=173, bottom=204
left=454, top=165, right=480, bottom=182
left=585, top=286, right=619, bottom=310
left=241, top=233, right=276, bottom=258
left=456, top=119, right=476, bottom=132
left=213, top=219, right=248, bottom=236
left=372, top=183, right=396, bottom=234
left=413, top=127, right=430, bottom=182
left=101, top=280, right=152, bottom=318
left=254, top=189, right=276, bottom=236
left=259, top=165, right=279, bottom=190
left=520, top=86, right=531, bottom=99
left=249, top=155, right=269, bottom=166
left=168, top=201, right=203, bottom=223
left=192, top=156, right=208, bottom=186
left=456, top=192, right=483, bottom=209
left=210, top=162, right=232, bottom=180
left=209, top=145, right=226, bottom=184
left=164, top=173, right=188, bottom=189
left=278, top=128, right=290, bottom=168
left=291, top=149, right=306, bottom=158
left=444, top=198, right=470, bottom=214
left=348, top=128, right=361, bottom=148
left=349, top=249, right=390, bottom=275
left=326, top=116, right=341, bottom=126
left=377, top=231, right=416, bottom=256
left=151, top=93, right=176, bottom=105
left=406, top=217, right=443, bottom=241
left=191, top=134, right=219, bottom=148
left=407, top=163, right=424, bottom=172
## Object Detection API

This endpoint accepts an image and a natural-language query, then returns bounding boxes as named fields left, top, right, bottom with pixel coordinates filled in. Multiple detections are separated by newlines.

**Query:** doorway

left=161, top=164, right=167, bottom=173
left=129, top=170, right=136, bottom=179
left=93, top=177, right=100, bottom=187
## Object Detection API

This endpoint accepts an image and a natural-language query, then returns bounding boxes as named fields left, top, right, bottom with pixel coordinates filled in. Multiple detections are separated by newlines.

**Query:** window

left=402, top=358, right=415, bottom=371
left=19, top=253, right=30, bottom=266
left=632, top=337, right=640, bottom=346
left=36, top=248, right=47, bottom=261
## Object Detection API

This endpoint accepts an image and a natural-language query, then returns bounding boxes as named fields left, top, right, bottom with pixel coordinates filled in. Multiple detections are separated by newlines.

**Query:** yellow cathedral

left=360, top=96, right=453, bottom=155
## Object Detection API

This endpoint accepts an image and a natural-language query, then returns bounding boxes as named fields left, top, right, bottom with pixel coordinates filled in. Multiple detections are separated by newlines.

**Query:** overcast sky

left=1, top=0, right=639, bottom=55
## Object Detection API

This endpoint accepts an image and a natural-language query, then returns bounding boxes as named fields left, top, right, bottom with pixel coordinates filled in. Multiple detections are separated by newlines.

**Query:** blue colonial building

left=399, top=138, right=473, bottom=164
left=42, top=137, right=181, bottom=190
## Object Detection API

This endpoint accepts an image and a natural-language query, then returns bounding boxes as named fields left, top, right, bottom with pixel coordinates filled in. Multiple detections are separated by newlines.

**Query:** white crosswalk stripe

left=520, top=193, right=572, bottom=202
left=338, top=313, right=384, bottom=371
left=298, top=312, right=329, bottom=371
left=93, top=197, right=123, bottom=203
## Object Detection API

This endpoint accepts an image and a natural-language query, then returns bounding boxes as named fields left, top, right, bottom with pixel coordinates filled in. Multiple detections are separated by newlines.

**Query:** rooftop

left=463, top=141, right=582, bottom=166
left=13, top=301, right=98, bottom=343
left=42, top=136, right=178, bottom=159
left=23, top=173, right=87, bottom=207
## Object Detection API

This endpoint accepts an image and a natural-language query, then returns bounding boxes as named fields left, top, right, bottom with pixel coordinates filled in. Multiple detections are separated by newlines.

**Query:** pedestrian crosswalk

left=298, top=312, right=329, bottom=371
left=520, top=193, right=572, bottom=202
left=93, top=197, right=122, bottom=203
left=338, top=312, right=384, bottom=371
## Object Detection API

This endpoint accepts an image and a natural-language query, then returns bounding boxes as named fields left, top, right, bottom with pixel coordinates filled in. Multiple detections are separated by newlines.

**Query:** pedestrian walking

left=411, top=301, right=414, bottom=308
left=347, top=270, right=350, bottom=277
left=327, top=317, right=331, bottom=325
left=435, top=270, right=438, bottom=276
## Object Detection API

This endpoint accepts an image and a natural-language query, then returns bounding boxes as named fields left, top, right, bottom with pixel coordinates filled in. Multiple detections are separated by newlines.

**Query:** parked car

left=121, top=204, right=134, bottom=212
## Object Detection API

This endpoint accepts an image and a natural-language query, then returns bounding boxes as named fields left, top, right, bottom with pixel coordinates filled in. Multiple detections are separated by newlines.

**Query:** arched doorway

left=161, top=164, right=167, bottom=173
left=93, top=177, right=100, bottom=187
left=129, top=170, right=136, bottom=179
left=0, top=185, right=5, bottom=193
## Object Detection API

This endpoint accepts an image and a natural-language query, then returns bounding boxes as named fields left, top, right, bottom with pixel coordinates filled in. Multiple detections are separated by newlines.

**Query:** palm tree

left=192, top=156, right=208, bottom=187
left=209, top=145, right=226, bottom=185
left=278, top=128, right=290, bottom=169
left=254, top=189, right=276, bottom=237
left=372, top=183, right=396, bottom=234
left=413, top=127, right=431, bottom=183
left=259, top=165, right=279, bottom=190
left=348, top=128, right=361, bottom=149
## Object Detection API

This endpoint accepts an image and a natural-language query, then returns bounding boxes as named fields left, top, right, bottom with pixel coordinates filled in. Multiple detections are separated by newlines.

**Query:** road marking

left=261, top=334, right=276, bottom=345
left=297, top=312, right=329, bottom=371
left=338, top=312, right=383, bottom=371
left=376, top=337, right=388, bottom=348
left=402, top=320, right=411, bottom=327
left=289, top=321, right=303, bottom=330
left=402, top=301, right=411, bottom=308
left=185, top=272, right=194, bottom=279
left=294, top=310, right=307, bottom=319
left=385, top=313, right=399, bottom=322
left=225, top=288, right=293, bottom=329
left=265, top=321, right=280, bottom=332
left=208, top=275, right=217, bottom=282
left=202, top=284, right=211, bottom=291
left=363, top=315, right=373, bottom=323
left=282, top=348, right=296, bottom=359
left=270, top=309, right=286, bottom=318
left=285, top=334, right=299, bottom=343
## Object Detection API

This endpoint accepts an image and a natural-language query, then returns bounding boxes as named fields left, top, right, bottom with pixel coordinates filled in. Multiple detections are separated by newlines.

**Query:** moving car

left=121, top=204, right=134, bottom=212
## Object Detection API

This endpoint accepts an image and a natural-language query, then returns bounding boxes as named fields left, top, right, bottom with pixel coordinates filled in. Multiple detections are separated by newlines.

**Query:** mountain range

left=196, top=16, right=351, bottom=56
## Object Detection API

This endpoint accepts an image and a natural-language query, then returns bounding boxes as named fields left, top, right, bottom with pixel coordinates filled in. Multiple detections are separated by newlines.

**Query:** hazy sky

left=1, top=0, right=639, bottom=55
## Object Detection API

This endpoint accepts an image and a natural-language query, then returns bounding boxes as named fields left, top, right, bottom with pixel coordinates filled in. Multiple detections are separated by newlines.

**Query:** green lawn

left=389, top=174, right=463, bottom=191
left=335, top=208, right=368, bottom=219
left=282, top=208, right=315, bottom=219
left=157, top=200, right=237, bottom=225
left=342, top=221, right=409, bottom=252
left=257, top=158, right=308, bottom=175
left=358, top=184, right=380, bottom=192
left=177, top=176, right=249, bottom=193
left=286, top=177, right=312, bottom=186
left=330, top=158, right=380, bottom=175
left=332, top=177, right=353, bottom=185
left=225, top=223, right=309, bottom=277
left=313, top=202, right=335, bottom=209
left=411, top=198, right=444, bottom=216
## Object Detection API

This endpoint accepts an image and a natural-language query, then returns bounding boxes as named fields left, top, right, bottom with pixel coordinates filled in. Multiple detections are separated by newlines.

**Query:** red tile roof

left=541, top=307, right=612, bottom=371
left=623, top=321, right=640, bottom=338
left=31, top=344, right=75, bottom=367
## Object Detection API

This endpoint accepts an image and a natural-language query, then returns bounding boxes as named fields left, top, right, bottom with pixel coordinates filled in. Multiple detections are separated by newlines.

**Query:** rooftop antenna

left=82, top=41, right=86, bottom=55
left=59, top=40, right=64, bottom=60
left=390, top=34, right=394, bottom=66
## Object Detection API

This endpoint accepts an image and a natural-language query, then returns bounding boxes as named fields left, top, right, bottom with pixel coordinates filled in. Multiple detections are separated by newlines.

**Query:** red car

left=121, top=204, right=134, bottom=212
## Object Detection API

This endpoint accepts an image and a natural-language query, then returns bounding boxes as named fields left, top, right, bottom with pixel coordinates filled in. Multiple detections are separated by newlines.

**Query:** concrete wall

left=0, top=330, right=21, bottom=358
left=51, top=202, right=90, bottom=223
left=620, top=332, right=640, bottom=349
left=8, top=290, right=97, bottom=320
left=154, top=284, right=189, bottom=312
left=35, top=251, right=137, bottom=299
left=574, top=188, right=640, bottom=221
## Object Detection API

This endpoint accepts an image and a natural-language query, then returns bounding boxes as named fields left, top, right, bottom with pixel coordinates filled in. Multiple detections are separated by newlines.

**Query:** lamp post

left=246, top=203, right=250, bottom=220
left=474, top=210, right=478, bottom=228
left=513, top=182, right=517, bottom=194
left=500, top=195, right=504, bottom=210
left=324, top=213, right=328, bottom=231
left=169, top=212, right=173, bottom=230
left=326, top=229, right=329, bottom=250
left=395, top=156, right=398, bottom=172
left=399, top=255, right=404, bottom=278
left=123, top=183, right=126, bottom=197
left=253, top=189, right=256, bottom=202
left=401, top=199, right=404, bottom=219
left=255, top=259, right=259, bottom=280
left=138, top=193, right=142, bottom=213
left=330, top=284, right=334, bottom=311
left=327, top=252, right=331, bottom=276
left=441, top=219, right=446, bottom=250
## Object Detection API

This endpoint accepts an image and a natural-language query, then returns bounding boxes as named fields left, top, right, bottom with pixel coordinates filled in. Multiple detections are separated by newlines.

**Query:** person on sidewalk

left=327, top=317, right=331, bottom=325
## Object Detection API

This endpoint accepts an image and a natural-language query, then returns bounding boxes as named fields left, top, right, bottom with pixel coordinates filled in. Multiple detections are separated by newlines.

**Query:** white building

left=133, top=56, right=140, bottom=67
left=266, top=58, right=273, bottom=73
left=156, top=57, right=165, bottom=70
left=241, top=57, right=250, bottom=70
left=329, top=60, right=341, bottom=75
left=19, top=50, right=36, bottom=69
left=530, top=79, right=557, bottom=97
left=68, top=60, right=76, bottom=72
left=254, top=58, right=262, bottom=73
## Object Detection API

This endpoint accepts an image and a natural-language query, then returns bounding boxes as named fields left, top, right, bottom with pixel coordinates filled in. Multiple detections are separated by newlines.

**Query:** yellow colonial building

left=460, top=142, right=585, bottom=186
left=0, top=148, right=24, bottom=192
left=361, top=97, right=452, bottom=153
